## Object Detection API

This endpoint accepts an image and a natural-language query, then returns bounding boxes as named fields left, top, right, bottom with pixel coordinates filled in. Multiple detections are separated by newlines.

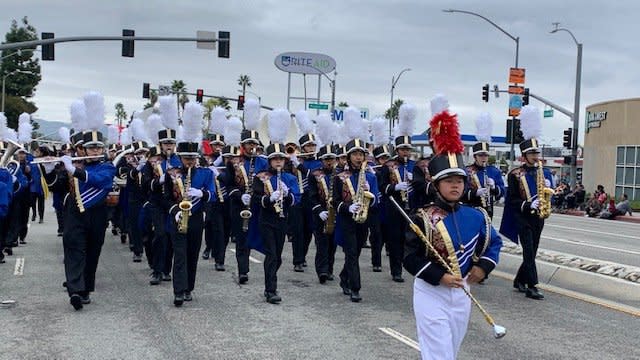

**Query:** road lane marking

left=228, top=249, right=262, bottom=264
left=378, top=327, right=420, bottom=351
left=14, top=257, right=24, bottom=276
left=541, top=235, right=640, bottom=256
left=494, top=215, right=640, bottom=239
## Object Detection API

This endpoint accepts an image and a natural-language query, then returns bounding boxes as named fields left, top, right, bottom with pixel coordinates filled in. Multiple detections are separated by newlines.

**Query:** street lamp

left=443, top=9, right=520, bottom=168
left=550, top=23, right=582, bottom=189
left=308, top=65, right=337, bottom=118
left=389, top=68, right=411, bottom=141
left=238, top=89, right=261, bottom=104
left=2, top=69, right=36, bottom=112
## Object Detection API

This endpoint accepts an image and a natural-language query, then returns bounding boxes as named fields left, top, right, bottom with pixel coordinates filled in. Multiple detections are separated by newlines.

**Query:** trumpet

left=30, top=155, right=105, bottom=164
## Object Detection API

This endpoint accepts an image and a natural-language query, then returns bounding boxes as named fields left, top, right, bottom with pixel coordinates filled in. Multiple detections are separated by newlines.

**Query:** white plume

left=18, top=113, right=32, bottom=144
left=146, top=114, right=164, bottom=146
left=158, top=95, right=179, bottom=130
left=181, top=102, right=204, bottom=144
left=131, top=117, right=150, bottom=143
left=360, top=119, right=371, bottom=143
left=475, top=112, right=493, bottom=143
left=520, top=105, right=542, bottom=141
left=0, top=113, right=7, bottom=140
left=243, top=98, right=261, bottom=131
left=120, top=128, right=132, bottom=146
left=209, top=107, right=226, bottom=135
left=70, top=99, right=87, bottom=132
left=295, top=110, right=315, bottom=137
left=5, top=129, right=17, bottom=143
left=371, top=117, right=388, bottom=146
left=176, top=125, right=184, bottom=144
left=225, top=116, right=243, bottom=147
left=58, top=127, right=70, bottom=144
left=268, top=109, right=291, bottom=144
left=344, top=106, right=363, bottom=140
left=107, top=125, right=119, bottom=144
left=396, top=103, right=417, bottom=137
left=315, top=114, right=335, bottom=145
left=83, top=91, right=105, bottom=131
left=430, top=94, right=449, bottom=116
left=335, top=123, right=349, bottom=146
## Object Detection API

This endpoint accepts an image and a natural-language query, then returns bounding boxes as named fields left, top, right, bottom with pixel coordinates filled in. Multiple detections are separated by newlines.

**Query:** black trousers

left=149, top=204, right=173, bottom=275
left=289, top=203, right=306, bottom=265
left=6, top=191, right=29, bottom=246
left=31, top=192, right=45, bottom=221
left=63, top=202, right=108, bottom=296
left=127, top=200, right=144, bottom=256
left=231, top=203, right=250, bottom=275
left=313, top=222, right=336, bottom=277
left=339, top=217, right=368, bottom=292
left=515, top=217, right=545, bottom=287
left=204, top=202, right=227, bottom=264
left=262, top=219, right=286, bottom=293
left=171, top=211, right=204, bottom=295
left=385, top=209, right=407, bottom=277
left=367, top=207, right=383, bottom=267
left=55, top=209, right=64, bottom=234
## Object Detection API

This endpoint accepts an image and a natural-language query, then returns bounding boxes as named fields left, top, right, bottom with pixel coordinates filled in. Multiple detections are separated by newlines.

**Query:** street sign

left=509, top=95, right=523, bottom=117
left=509, top=67, right=526, bottom=84
left=308, top=103, right=329, bottom=110
left=158, top=85, right=171, bottom=96
left=544, top=109, right=554, bottom=118
left=508, top=85, right=525, bottom=95
left=561, top=149, right=572, bottom=156
left=332, top=107, right=368, bottom=121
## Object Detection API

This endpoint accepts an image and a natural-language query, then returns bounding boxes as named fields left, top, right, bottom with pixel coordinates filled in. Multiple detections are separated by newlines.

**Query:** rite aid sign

left=275, top=52, right=336, bottom=75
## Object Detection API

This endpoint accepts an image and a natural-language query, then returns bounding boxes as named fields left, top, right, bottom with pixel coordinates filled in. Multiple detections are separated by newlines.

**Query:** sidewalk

left=556, top=209, right=640, bottom=224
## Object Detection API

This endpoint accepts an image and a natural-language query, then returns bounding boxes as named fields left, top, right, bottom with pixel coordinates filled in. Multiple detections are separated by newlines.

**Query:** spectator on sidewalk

left=600, top=194, right=633, bottom=219
left=585, top=185, right=607, bottom=217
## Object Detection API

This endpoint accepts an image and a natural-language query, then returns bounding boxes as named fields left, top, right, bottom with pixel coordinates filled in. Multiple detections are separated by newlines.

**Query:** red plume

left=201, top=140, right=212, bottom=156
left=429, top=111, right=464, bottom=155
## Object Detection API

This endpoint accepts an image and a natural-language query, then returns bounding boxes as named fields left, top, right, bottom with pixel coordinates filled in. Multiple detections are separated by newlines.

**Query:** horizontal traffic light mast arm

left=0, top=36, right=227, bottom=51
left=492, top=88, right=573, bottom=118
left=151, top=87, right=273, bottom=111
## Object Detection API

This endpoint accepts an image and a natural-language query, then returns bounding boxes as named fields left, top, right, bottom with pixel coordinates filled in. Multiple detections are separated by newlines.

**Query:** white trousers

left=413, top=278, right=471, bottom=360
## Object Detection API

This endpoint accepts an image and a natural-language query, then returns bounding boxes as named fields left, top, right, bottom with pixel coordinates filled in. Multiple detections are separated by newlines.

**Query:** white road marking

left=378, top=327, right=420, bottom=351
left=14, top=257, right=24, bottom=276
left=542, top=235, right=640, bottom=256
left=494, top=214, right=640, bottom=239
left=228, top=248, right=262, bottom=264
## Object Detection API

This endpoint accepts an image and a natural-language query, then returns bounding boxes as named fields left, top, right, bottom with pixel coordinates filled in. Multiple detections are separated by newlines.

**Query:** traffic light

left=237, top=95, right=245, bottom=110
left=523, top=88, right=530, bottom=105
left=563, top=128, right=573, bottom=148
left=482, top=84, right=489, bottom=102
left=142, top=83, right=150, bottom=99
left=41, top=32, right=55, bottom=61
left=218, top=31, right=230, bottom=58
left=506, top=119, right=524, bottom=144
left=563, top=155, right=574, bottom=165
left=196, top=89, right=204, bottom=103
left=122, top=29, right=135, bottom=57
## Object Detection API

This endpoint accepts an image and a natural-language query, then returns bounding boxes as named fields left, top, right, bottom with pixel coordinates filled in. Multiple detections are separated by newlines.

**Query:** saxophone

left=352, top=164, right=374, bottom=224
left=177, top=167, right=192, bottom=234
left=274, top=169, right=285, bottom=218
left=323, top=165, right=336, bottom=234
left=238, top=156, right=254, bottom=232
left=536, top=161, right=553, bottom=219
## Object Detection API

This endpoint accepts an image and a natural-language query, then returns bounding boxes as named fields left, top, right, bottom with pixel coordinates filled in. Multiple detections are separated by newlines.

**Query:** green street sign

left=544, top=109, right=554, bottom=118
left=308, top=103, right=329, bottom=110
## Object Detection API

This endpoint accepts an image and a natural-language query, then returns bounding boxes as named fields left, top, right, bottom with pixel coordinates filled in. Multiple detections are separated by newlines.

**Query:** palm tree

left=171, top=80, right=189, bottom=112
left=114, top=103, right=127, bottom=128
left=203, top=97, right=231, bottom=120
left=237, top=74, right=252, bottom=98
left=143, top=90, right=158, bottom=109
left=385, top=99, right=404, bottom=124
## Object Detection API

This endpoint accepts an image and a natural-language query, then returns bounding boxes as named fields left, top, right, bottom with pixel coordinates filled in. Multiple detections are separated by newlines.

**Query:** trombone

left=30, top=155, right=105, bottom=164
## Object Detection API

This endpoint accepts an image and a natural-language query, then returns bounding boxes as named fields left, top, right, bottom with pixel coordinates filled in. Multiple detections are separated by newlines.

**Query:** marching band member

left=3, top=125, right=28, bottom=256
left=379, top=104, right=417, bottom=283
left=369, top=117, right=391, bottom=272
left=463, top=112, right=505, bottom=219
left=44, top=127, right=72, bottom=237
left=403, top=100, right=502, bottom=359
left=252, top=108, right=300, bottom=304
left=165, top=102, right=216, bottom=307
left=500, top=105, right=554, bottom=300
left=333, top=107, right=379, bottom=303
left=61, top=91, right=116, bottom=310
left=30, top=145, right=49, bottom=224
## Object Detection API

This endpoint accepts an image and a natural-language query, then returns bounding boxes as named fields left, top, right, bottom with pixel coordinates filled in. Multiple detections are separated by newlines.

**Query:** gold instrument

left=238, top=156, right=254, bottom=232
left=274, top=169, right=285, bottom=218
left=352, top=164, right=374, bottom=224
left=214, top=167, right=224, bottom=204
left=0, top=139, right=22, bottom=167
left=536, top=161, right=553, bottom=219
left=324, top=165, right=336, bottom=234
left=176, top=167, right=193, bottom=234
left=30, top=155, right=104, bottom=164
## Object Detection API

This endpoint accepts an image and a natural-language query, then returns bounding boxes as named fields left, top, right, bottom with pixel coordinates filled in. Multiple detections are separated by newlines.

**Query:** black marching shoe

left=19, top=239, right=26, bottom=245
left=162, top=273, right=172, bottom=281
left=184, top=292, right=193, bottom=301
left=214, top=263, right=225, bottom=271
left=111, top=227, right=118, bottom=236
left=340, top=283, right=351, bottom=296
left=526, top=287, right=545, bottom=300
left=392, top=275, right=405, bottom=283
left=4, top=247, right=13, bottom=256
left=327, top=274, right=334, bottom=281
left=70, top=294, right=83, bottom=311
left=120, top=234, right=127, bottom=244
left=293, top=264, right=304, bottom=272
left=39, top=218, right=43, bottom=224
left=513, top=282, right=527, bottom=293
left=350, top=291, right=362, bottom=303
left=202, top=249, right=210, bottom=260
left=149, top=272, right=161, bottom=285
left=132, top=254, right=142, bottom=263
left=318, top=273, right=328, bottom=284
left=239, top=274, right=249, bottom=284
left=174, top=293, right=184, bottom=307
left=372, top=266, right=382, bottom=272
left=302, top=261, right=308, bottom=267
left=265, top=291, right=282, bottom=304
left=0, top=254, right=5, bottom=264
left=80, top=294, right=91, bottom=305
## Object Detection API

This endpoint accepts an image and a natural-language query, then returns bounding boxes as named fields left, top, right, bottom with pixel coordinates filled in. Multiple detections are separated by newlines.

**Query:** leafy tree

left=237, top=74, right=251, bottom=97
left=338, top=101, right=349, bottom=108
left=114, top=103, right=127, bottom=127
left=385, top=99, right=404, bottom=123
left=1, top=16, right=41, bottom=129
left=143, top=89, right=158, bottom=109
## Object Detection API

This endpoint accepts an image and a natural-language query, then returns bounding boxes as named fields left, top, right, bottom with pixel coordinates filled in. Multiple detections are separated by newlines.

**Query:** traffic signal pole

left=0, top=35, right=226, bottom=51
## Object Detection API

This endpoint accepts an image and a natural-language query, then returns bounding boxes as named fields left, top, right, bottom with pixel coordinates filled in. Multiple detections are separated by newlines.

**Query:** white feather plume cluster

left=181, top=102, right=204, bottom=144
left=146, top=114, right=164, bottom=146
left=58, top=127, right=70, bottom=144
left=243, top=98, right=261, bottom=131
left=267, top=109, right=290, bottom=144
left=131, top=117, right=150, bottom=143
left=396, top=103, right=417, bottom=137
left=176, top=125, right=184, bottom=144
left=83, top=91, right=105, bottom=131
left=209, top=107, right=226, bottom=135
left=107, top=125, right=119, bottom=144
left=430, top=94, right=449, bottom=116
left=335, top=123, right=349, bottom=146
left=70, top=99, right=87, bottom=132
left=475, top=112, right=493, bottom=143
left=5, top=129, right=17, bottom=143
left=120, top=128, right=132, bottom=146
left=371, top=117, right=388, bottom=146
left=18, top=113, right=32, bottom=144
left=361, top=119, right=371, bottom=143
left=0, top=113, right=7, bottom=140
left=295, top=110, right=315, bottom=137
left=519, top=105, right=542, bottom=141
left=158, top=95, right=179, bottom=130
left=344, top=106, right=364, bottom=140
left=225, top=116, right=243, bottom=146
left=315, top=114, right=335, bottom=145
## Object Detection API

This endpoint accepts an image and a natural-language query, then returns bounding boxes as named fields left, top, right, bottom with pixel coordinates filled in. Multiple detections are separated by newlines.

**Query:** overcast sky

left=2, top=0, right=636, bottom=146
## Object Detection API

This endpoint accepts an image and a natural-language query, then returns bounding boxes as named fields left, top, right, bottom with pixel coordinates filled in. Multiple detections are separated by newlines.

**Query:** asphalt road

left=1, top=205, right=639, bottom=360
